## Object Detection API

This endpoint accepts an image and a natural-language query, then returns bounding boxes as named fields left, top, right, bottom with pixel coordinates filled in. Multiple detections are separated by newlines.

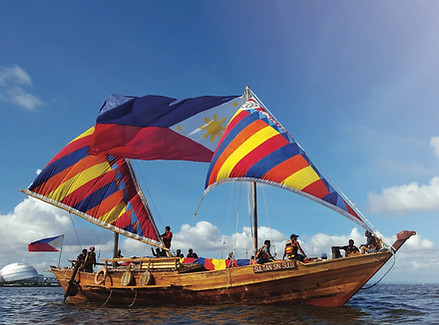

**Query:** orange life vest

left=285, top=240, right=294, bottom=255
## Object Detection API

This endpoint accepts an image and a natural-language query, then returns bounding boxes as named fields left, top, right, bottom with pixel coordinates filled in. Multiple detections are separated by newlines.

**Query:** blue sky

left=1, top=1, right=438, bottom=283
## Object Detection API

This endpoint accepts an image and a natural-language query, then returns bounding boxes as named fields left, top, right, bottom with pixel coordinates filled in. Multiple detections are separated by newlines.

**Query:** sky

left=0, top=1, right=438, bottom=283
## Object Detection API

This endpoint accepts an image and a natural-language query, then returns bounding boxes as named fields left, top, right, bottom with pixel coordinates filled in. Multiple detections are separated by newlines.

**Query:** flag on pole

left=28, top=234, right=64, bottom=252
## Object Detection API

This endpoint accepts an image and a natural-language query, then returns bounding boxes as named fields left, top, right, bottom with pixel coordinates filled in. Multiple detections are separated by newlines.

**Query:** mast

left=113, top=232, right=119, bottom=259
left=244, top=86, right=258, bottom=254
left=252, top=182, right=258, bottom=254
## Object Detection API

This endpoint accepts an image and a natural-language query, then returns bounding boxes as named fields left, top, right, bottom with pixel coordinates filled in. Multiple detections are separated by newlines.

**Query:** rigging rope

left=69, top=212, right=82, bottom=249
left=361, top=251, right=396, bottom=290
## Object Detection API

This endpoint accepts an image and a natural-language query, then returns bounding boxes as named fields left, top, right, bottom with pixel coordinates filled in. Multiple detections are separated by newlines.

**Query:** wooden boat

left=22, top=88, right=415, bottom=306
left=51, top=230, right=414, bottom=307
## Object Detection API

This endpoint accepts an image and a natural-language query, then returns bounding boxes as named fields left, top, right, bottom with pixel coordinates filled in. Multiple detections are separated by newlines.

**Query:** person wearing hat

left=282, top=234, right=307, bottom=261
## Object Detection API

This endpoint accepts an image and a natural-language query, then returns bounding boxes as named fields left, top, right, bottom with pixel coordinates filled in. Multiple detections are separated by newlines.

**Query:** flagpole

left=58, top=235, right=64, bottom=267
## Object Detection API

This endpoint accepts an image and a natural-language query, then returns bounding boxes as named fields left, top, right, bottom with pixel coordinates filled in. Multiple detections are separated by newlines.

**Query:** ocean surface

left=0, top=284, right=438, bottom=324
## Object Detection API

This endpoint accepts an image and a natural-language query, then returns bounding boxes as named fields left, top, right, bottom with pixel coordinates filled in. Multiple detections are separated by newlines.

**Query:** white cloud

left=1, top=198, right=437, bottom=283
left=430, top=136, right=439, bottom=158
left=368, top=176, right=439, bottom=213
left=0, top=65, right=31, bottom=86
left=0, top=65, right=42, bottom=110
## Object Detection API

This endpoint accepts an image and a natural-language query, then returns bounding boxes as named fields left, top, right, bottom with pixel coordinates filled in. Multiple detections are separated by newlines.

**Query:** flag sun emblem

left=200, top=113, right=227, bottom=143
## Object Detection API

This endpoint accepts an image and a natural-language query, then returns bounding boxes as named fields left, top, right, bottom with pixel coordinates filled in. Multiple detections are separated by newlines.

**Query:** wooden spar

left=245, top=86, right=259, bottom=254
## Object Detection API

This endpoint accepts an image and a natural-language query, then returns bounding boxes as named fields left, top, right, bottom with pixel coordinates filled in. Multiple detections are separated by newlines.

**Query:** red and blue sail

left=22, top=128, right=161, bottom=245
left=205, top=98, right=369, bottom=229
left=89, top=94, right=242, bottom=162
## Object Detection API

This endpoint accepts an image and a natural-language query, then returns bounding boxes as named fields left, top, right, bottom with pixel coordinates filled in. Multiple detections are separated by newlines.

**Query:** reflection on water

left=0, top=284, right=437, bottom=324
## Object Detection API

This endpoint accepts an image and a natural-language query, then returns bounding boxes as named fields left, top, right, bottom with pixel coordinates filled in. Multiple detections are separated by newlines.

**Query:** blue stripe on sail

left=245, top=143, right=300, bottom=178
left=29, top=147, right=90, bottom=190
left=74, top=180, right=120, bottom=213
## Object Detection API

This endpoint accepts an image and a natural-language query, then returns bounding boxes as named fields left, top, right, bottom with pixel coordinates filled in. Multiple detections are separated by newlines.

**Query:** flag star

left=232, top=101, right=238, bottom=107
left=176, top=125, right=183, bottom=131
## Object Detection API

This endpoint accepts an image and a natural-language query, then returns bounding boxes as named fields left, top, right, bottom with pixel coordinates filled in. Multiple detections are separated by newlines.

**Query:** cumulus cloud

left=0, top=65, right=42, bottom=109
left=368, top=176, right=439, bottom=213
left=2, top=198, right=437, bottom=283
left=430, top=136, right=439, bottom=158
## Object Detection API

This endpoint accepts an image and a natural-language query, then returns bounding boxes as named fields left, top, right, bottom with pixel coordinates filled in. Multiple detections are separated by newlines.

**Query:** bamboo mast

left=245, top=86, right=258, bottom=254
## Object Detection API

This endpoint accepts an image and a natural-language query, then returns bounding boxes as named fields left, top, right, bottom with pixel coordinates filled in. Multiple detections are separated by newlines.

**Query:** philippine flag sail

left=88, top=94, right=243, bottom=162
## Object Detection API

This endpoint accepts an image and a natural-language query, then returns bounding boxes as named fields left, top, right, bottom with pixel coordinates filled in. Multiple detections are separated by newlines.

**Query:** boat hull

left=52, top=251, right=390, bottom=307
left=53, top=230, right=415, bottom=307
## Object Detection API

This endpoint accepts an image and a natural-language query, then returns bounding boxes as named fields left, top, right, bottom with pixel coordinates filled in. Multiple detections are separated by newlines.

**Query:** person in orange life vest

left=256, top=240, right=275, bottom=264
left=360, top=230, right=382, bottom=254
left=160, top=226, right=173, bottom=249
left=282, top=234, right=307, bottom=262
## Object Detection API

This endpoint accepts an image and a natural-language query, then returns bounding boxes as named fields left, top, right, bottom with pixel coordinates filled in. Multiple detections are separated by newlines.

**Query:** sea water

left=0, top=284, right=437, bottom=324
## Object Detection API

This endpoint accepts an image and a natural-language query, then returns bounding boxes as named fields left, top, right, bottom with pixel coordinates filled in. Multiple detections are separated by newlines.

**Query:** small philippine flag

left=28, top=234, right=64, bottom=252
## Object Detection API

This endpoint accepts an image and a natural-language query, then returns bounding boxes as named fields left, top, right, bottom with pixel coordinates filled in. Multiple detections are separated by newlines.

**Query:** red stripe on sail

left=60, top=168, right=118, bottom=207
left=208, top=119, right=268, bottom=185
left=213, top=110, right=249, bottom=154
left=263, top=154, right=310, bottom=183
left=230, top=134, right=289, bottom=178
left=47, top=133, right=92, bottom=166
left=301, top=179, right=330, bottom=199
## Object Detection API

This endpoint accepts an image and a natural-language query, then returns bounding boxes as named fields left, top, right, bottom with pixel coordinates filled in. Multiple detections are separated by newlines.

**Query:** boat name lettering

left=253, top=260, right=296, bottom=273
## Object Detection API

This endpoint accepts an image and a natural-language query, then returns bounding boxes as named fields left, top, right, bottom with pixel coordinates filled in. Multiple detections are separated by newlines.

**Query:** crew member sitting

left=187, top=248, right=198, bottom=258
left=282, top=234, right=307, bottom=262
left=256, top=240, right=275, bottom=264
left=360, top=230, right=382, bottom=254
left=332, top=239, right=360, bottom=258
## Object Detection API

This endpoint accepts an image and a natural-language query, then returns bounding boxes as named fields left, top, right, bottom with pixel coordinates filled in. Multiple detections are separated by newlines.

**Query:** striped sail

left=21, top=128, right=161, bottom=246
left=205, top=98, right=369, bottom=229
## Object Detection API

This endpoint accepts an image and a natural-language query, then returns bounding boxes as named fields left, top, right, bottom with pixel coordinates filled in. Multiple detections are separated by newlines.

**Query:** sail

left=21, top=127, right=162, bottom=246
left=205, top=97, right=370, bottom=229
left=89, top=94, right=243, bottom=162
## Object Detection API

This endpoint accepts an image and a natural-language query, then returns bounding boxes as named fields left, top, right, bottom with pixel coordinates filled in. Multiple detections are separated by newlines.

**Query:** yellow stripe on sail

left=283, top=165, right=321, bottom=191
left=99, top=202, right=127, bottom=224
left=68, top=127, right=95, bottom=144
left=48, top=161, right=112, bottom=201
left=217, top=126, right=279, bottom=180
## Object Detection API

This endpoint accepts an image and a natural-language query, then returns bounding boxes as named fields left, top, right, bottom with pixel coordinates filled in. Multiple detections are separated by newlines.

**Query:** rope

left=129, top=289, right=138, bottom=307
left=69, top=212, right=81, bottom=248
left=361, top=251, right=396, bottom=290
left=102, top=289, right=113, bottom=306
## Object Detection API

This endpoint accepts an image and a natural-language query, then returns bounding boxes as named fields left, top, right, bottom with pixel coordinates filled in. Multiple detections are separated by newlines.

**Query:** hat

left=290, top=234, right=299, bottom=238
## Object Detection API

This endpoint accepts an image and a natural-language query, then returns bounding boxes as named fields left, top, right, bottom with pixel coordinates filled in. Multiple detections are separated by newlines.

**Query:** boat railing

left=101, top=257, right=182, bottom=272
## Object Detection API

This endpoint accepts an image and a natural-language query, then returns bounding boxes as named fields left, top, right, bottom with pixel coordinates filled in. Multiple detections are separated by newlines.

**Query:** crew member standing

left=160, top=226, right=173, bottom=249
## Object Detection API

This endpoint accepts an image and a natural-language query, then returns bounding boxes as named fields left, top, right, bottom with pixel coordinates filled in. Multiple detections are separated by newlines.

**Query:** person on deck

left=360, top=230, right=382, bottom=254
left=187, top=248, right=198, bottom=258
left=77, top=248, right=88, bottom=271
left=175, top=249, right=184, bottom=258
left=256, top=240, right=275, bottom=264
left=160, top=226, right=173, bottom=249
left=332, top=239, right=360, bottom=258
left=84, top=246, right=97, bottom=272
left=151, top=247, right=167, bottom=257
left=282, top=234, right=307, bottom=262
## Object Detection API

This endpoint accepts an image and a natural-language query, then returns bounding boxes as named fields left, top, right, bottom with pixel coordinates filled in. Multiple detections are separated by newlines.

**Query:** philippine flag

left=89, top=94, right=243, bottom=162
left=28, top=235, right=64, bottom=252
